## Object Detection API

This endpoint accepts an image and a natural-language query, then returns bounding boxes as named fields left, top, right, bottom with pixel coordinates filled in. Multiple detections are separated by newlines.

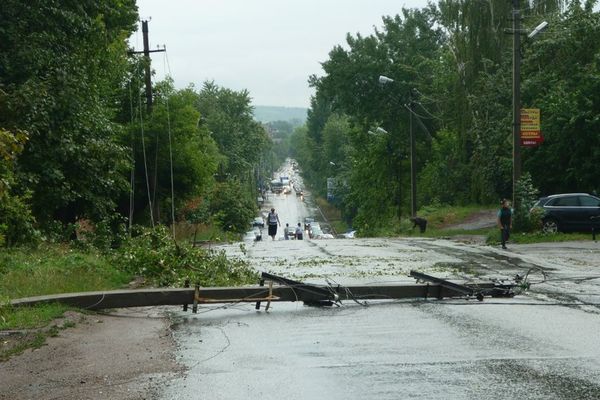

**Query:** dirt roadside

left=442, top=209, right=497, bottom=230
left=0, top=307, right=183, bottom=400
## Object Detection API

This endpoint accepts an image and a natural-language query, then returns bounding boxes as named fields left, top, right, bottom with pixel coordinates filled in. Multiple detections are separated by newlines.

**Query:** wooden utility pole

left=128, top=19, right=167, bottom=227
left=129, top=20, right=165, bottom=113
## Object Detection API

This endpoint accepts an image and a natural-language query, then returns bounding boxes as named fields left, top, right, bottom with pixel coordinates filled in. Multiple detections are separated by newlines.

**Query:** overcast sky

left=132, top=0, right=431, bottom=108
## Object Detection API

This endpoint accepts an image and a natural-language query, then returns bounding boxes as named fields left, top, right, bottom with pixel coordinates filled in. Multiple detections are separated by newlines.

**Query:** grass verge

left=1, top=229, right=257, bottom=361
left=486, top=230, right=594, bottom=245
left=372, top=204, right=597, bottom=245
left=0, top=245, right=131, bottom=300
left=0, top=304, right=80, bottom=361
left=314, top=197, right=349, bottom=234
left=0, top=245, right=129, bottom=360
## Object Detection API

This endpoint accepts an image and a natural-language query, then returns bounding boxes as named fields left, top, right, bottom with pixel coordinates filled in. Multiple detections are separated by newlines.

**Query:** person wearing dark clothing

left=410, top=217, right=428, bottom=233
left=497, top=199, right=513, bottom=249
left=267, top=208, right=281, bottom=240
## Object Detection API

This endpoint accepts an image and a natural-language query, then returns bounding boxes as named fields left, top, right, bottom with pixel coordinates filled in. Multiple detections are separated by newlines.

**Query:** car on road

left=270, top=179, right=284, bottom=194
left=340, top=230, right=356, bottom=239
left=303, top=217, right=314, bottom=231
left=531, top=193, right=600, bottom=233
left=309, top=224, right=323, bottom=239
left=252, top=217, right=265, bottom=228
left=283, top=226, right=296, bottom=239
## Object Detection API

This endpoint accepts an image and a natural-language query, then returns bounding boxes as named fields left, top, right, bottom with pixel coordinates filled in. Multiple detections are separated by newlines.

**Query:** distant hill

left=253, top=105, right=308, bottom=125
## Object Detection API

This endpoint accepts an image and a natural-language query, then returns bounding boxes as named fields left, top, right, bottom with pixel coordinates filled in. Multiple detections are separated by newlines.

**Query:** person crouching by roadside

left=497, top=199, right=513, bottom=249
left=267, top=208, right=281, bottom=240
left=295, top=223, right=303, bottom=240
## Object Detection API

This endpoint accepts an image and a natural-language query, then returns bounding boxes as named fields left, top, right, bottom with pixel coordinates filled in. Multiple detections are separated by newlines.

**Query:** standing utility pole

left=129, top=20, right=165, bottom=113
left=142, top=20, right=154, bottom=112
left=511, top=0, right=522, bottom=209
left=128, top=20, right=166, bottom=227
left=408, top=100, right=417, bottom=218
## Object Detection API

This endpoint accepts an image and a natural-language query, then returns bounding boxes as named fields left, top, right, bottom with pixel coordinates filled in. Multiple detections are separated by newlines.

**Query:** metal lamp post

left=509, top=0, right=548, bottom=207
left=379, top=75, right=417, bottom=218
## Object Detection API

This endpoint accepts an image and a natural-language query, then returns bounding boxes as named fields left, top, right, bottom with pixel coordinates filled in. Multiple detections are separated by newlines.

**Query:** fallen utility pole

left=409, top=270, right=515, bottom=301
left=10, top=272, right=515, bottom=311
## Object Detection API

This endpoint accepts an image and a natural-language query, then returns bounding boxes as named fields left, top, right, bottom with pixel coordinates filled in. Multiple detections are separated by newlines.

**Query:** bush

left=209, top=180, right=256, bottom=233
left=0, top=191, right=39, bottom=247
left=75, top=214, right=128, bottom=252
left=513, top=173, right=541, bottom=232
left=113, top=225, right=258, bottom=287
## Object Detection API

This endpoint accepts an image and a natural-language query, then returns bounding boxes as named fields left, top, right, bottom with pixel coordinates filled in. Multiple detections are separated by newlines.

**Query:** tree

left=126, top=81, right=221, bottom=225
left=0, top=126, right=36, bottom=246
left=209, top=180, right=256, bottom=234
left=196, top=82, right=271, bottom=181
left=0, top=0, right=138, bottom=228
left=522, top=2, right=600, bottom=195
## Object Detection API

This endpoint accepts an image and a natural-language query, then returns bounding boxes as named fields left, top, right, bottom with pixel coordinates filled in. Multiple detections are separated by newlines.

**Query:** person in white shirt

left=294, top=223, right=303, bottom=240
left=267, top=208, right=281, bottom=240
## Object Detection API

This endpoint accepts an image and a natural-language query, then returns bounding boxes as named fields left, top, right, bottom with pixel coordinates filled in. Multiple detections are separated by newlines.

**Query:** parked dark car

left=531, top=193, right=600, bottom=233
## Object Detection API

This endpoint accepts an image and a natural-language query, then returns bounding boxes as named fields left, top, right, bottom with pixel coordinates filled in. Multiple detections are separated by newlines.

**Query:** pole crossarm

left=128, top=48, right=166, bottom=55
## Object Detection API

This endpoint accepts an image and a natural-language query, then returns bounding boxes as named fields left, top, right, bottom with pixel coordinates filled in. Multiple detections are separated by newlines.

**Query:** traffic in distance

left=247, top=159, right=354, bottom=242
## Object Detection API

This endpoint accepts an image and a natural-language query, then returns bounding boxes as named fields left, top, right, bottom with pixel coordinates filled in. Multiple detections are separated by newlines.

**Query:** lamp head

left=368, top=127, right=388, bottom=136
left=528, top=21, right=548, bottom=38
left=378, top=75, right=394, bottom=85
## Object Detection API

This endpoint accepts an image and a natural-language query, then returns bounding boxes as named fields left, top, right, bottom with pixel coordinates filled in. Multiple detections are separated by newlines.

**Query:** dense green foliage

left=0, top=128, right=37, bottom=246
left=1, top=0, right=138, bottom=227
left=292, top=0, right=600, bottom=234
left=209, top=180, right=257, bottom=233
left=0, top=2, right=277, bottom=246
left=113, top=226, right=257, bottom=287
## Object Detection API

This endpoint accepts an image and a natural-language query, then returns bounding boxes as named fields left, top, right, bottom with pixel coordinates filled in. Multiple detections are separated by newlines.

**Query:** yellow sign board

left=520, top=108, right=543, bottom=146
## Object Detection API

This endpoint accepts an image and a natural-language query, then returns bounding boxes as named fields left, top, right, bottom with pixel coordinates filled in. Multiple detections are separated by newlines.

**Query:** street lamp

left=379, top=75, right=418, bottom=217
left=528, top=21, right=549, bottom=39
left=368, top=127, right=389, bottom=136
left=510, top=0, right=548, bottom=208
left=378, top=75, right=395, bottom=84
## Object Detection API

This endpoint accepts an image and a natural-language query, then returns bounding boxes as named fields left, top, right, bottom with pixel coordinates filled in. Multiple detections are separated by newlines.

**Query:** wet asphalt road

left=160, top=166, right=600, bottom=399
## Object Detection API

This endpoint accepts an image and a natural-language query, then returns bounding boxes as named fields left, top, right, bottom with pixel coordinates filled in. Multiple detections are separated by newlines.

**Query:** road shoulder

left=0, top=307, right=182, bottom=400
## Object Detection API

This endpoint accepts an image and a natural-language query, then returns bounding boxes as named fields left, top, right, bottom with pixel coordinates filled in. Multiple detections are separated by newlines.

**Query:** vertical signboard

left=327, top=178, right=336, bottom=201
left=520, top=108, right=543, bottom=146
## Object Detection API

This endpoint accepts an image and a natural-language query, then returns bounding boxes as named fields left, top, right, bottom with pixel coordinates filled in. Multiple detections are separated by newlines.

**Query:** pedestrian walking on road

left=267, top=208, right=281, bottom=240
left=497, top=199, right=513, bottom=249
left=284, top=223, right=290, bottom=240
left=295, top=223, right=303, bottom=240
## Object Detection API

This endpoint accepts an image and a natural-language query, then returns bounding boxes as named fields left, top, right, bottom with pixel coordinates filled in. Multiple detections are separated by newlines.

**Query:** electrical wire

left=136, top=67, right=155, bottom=227
left=163, top=48, right=176, bottom=240
left=83, top=293, right=106, bottom=310
left=127, top=82, right=135, bottom=234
